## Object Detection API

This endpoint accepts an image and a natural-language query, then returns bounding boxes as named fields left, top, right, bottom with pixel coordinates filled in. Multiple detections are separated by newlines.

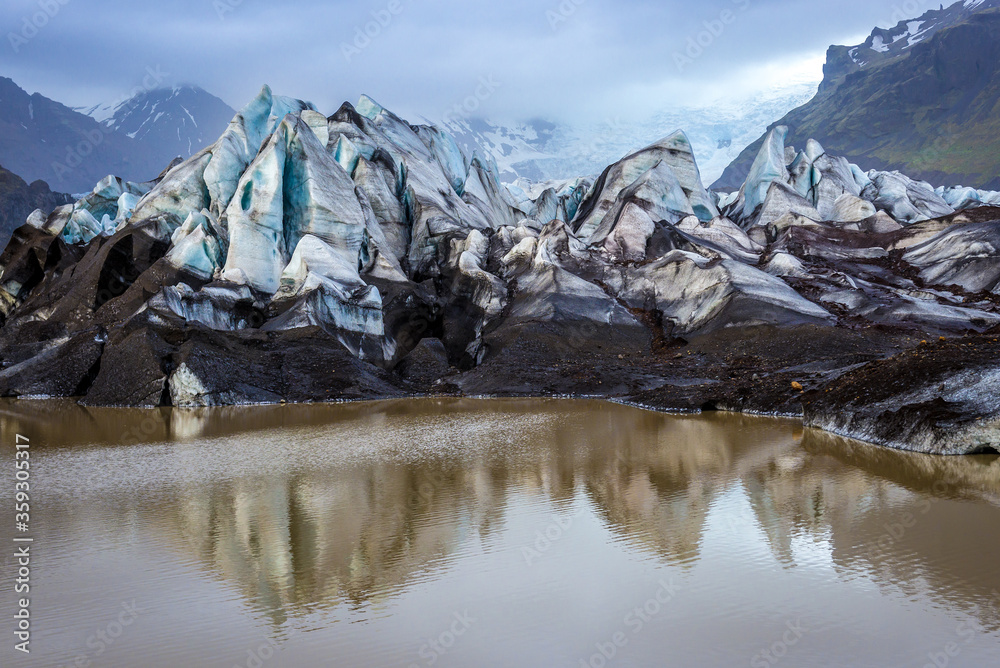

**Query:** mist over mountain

left=440, top=82, right=819, bottom=185
left=716, top=0, right=1000, bottom=191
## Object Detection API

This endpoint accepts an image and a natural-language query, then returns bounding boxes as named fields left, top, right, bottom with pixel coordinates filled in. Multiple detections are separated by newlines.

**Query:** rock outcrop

left=0, top=165, right=73, bottom=248
left=2, top=87, right=999, bottom=455
left=804, top=335, right=1000, bottom=456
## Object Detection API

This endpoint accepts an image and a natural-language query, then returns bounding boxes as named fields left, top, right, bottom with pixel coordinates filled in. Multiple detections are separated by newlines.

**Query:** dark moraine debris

left=395, top=337, right=455, bottom=390
left=82, top=327, right=176, bottom=408
left=0, top=327, right=106, bottom=398
left=803, top=334, right=1000, bottom=455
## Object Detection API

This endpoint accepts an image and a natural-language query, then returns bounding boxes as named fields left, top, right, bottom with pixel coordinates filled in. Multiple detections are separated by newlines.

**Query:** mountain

left=0, top=164, right=72, bottom=247
left=81, top=86, right=236, bottom=173
left=1, top=86, right=999, bottom=454
left=0, top=76, right=151, bottom=194
left=441, top=82, right=819, bottom=186
left=0, top=77, right=235, bottom=194
left=715, top=0, right=1000, bottom=191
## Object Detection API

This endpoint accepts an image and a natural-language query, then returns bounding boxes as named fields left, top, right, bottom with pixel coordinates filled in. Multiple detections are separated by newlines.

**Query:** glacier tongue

left=166, top=225, right=222, bottom=280
left=166, top=210, right=225, bottom=280
left=277, top=234, right=367, bottom=300
left=216, top=111, right=368, bottom=295
left=267, top=233, right=385, bottom=360
left=863, top=171, right=953, bottom=223
left=4, top=80, right=1000, bottom=456
left=281, top=116, right=367, bottom=259
left=719, top=125, right=972, bottom=233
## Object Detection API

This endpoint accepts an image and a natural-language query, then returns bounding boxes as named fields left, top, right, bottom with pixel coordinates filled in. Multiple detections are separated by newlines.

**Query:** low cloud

left=1, top=0, right=950, bottom=123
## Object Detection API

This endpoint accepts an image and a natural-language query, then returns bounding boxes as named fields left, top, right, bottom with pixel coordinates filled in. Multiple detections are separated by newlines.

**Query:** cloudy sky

left=3, top=0, right=948, bottom=122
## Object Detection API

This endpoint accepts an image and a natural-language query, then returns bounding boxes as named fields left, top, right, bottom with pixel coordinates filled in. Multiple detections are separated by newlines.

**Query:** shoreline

left=3, top=388, right=995, bottom=458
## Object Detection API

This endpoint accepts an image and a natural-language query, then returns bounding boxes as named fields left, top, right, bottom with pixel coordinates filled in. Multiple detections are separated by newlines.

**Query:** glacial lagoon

left=2, top=398, right=999, bottom=667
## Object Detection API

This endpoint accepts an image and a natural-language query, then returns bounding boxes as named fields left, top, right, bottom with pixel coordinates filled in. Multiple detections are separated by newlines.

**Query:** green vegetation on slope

left=715, top=10, right=1000, bottom=191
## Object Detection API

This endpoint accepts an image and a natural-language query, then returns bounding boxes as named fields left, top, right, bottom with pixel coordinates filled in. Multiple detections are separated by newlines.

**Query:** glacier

left=2, top=85, right=1000, bottom=456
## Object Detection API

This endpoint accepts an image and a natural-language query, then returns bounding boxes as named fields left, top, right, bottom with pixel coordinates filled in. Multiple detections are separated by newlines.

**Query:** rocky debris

left=803, top=335, right=1000, bottom=455
left=166, top=326, right=405, bottom=407
left=0, top=327, right=105, bottom=398
left=395, top=337, right=454, bottom=390
left=82, top=327, right=174, bottom=408
left=621, top=325, right=912, bottom=416
left=2, top=87, right=1000, bottom=454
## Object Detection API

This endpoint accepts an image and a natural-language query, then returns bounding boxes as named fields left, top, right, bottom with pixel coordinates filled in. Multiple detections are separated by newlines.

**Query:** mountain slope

left=0, top=77, right=154, bottom=194
left=82, top=86, right=236, bottom=171
left=0, top=78, right=236, bottom=195
left=0, top=164, right=72, bottom=247
left=715, top=1, right=1000, bottom=191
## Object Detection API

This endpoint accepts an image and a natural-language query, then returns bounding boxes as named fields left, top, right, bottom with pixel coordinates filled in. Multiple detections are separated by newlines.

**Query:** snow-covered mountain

left=0, top=77, right=237, bottom=194
left=81, top=86, right=236, bottom=171
left=440, top=82, right=819, bottom=185
left=0, top=76, right=147, bottom=194
left=839, top=0, right=1000, bottom=71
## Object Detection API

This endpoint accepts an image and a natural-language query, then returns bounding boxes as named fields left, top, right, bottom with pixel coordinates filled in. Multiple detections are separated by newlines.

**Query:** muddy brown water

left=1, top=398, right=999, bottom=667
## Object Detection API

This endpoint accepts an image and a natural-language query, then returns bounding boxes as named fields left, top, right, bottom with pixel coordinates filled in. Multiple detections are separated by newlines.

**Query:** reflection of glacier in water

left=3, top=398, right=1000, bottom=667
